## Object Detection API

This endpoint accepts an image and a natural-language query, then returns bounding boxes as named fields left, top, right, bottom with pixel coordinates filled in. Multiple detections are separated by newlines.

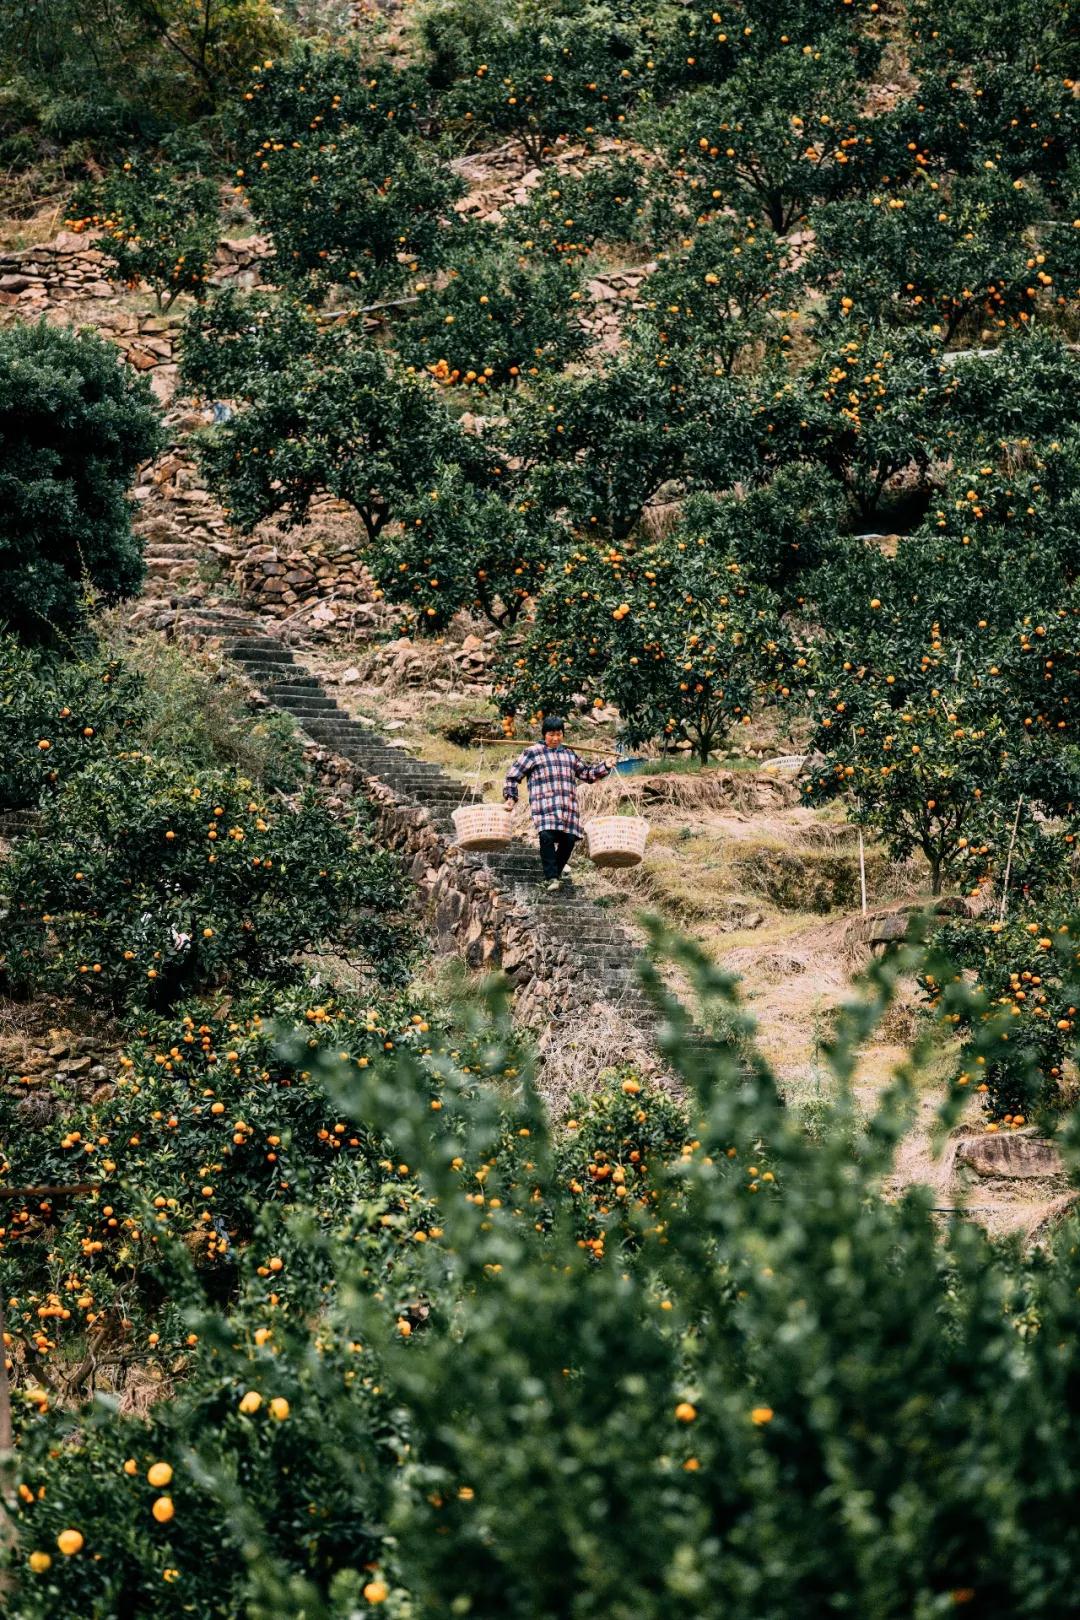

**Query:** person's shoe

left=544, top=878, right=562, bottom=892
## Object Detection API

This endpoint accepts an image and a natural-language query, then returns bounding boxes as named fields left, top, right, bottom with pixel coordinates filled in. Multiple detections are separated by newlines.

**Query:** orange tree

left=810, top=170, right=1048, bottom=339
left=0, top=639, right=147, bottom=812
left=926, top=910, right=1080, bottom=1121
left=397, top=228, right=588, bottom=390
left=232, top=40, right=462, bottom=299
left=0, top=320, right=160, bottom=646
left=420, top=0, right=650, bottom=165
left=17, top=936, right=1080, bottom=1615
left=642, top=213, right=803, bottom=374
left=496, top=524, right=793, bottom=759
left=67, top=149, right=220, bottom=311
left=504, top=155, right=653, bottom=260
left=1, top=752, right=413, bottom=1013
left=181, top=299, right=491, bottom=544
left=765, top=325, right=955, bottom=522
left=0, top=984, right=438, bottom=1361
left=505, top=324, right=758, bottom=542
left=367, top=463, right=560, bottom=630
left=673, top=469, right=845, bottom=605
left=657, top=37, right=875, bottom=236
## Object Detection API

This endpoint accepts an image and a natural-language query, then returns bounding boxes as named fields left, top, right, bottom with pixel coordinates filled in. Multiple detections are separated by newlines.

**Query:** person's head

left=541, top=715, right=566, bottom=747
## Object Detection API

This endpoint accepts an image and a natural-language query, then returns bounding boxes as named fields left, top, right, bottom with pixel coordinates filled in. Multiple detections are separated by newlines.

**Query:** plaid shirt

left=503, top=743, right=611, bottom=837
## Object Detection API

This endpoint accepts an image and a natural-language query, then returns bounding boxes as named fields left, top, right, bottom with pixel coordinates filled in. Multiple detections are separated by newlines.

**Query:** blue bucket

left=614, top=756, right=647, bottom=776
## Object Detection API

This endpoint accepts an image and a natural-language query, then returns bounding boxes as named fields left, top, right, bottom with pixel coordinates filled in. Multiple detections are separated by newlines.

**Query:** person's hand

left=503, top=799, right=514, bottom=812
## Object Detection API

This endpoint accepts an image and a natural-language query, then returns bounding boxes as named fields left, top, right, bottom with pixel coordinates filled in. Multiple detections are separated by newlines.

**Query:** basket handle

left=460, top=740, right=487, bottom=808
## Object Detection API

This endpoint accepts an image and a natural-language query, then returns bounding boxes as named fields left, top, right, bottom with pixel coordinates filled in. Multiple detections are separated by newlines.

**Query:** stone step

left=226, top=642, right=300, bottom=656
left=272, top=694, right=342, bottom=713
left=145, top=555, right=201, bottom=574
left=254, top=673, right=325, bottom=693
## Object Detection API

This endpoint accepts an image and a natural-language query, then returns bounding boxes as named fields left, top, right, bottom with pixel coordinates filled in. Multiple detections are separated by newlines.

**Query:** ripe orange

left=363, top=1580, right=389, bottom=1604
left=269, top=1397, right=290, bottom=1421
left=28, top=1551, right=51, bottom=1573
left=57, top=1529, right=84, bottom=1556
left=675, top=1401, right=697, bottom=1422
left=152, top=1496, right=175, bottom=1524
left=147, top=1462, right=173, bottom=1488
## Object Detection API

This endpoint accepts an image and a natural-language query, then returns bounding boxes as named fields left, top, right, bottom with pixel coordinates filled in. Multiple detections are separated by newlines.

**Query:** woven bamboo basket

left=452, top=803, right=513, bottom=852
left=583, top=815, right=649, bottom=869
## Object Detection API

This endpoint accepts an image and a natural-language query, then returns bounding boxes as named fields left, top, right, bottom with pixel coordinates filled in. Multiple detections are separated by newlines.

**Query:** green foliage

left=504, top=156, right=653, bottom=258
left=233, top=41, right=462, bottom=298
left=0, top=638, right=146, bottom=813
left=368, top=464, right=559, bottom=629
left=928, top=910, right=1080, bottom=1120
left=658, top=38, right=873, bottom=234
left=507, top=327, right=757, bottom=541
left=398, top=229, right=588, bottom=388
left=812, top=170, right=1048, bottom=339
left=182, top=302, right=489, bottom=542
left=420, top=0, right=649, bottom=163
left=677, top=466, right=846, bottom=604
left=0, top=631, right=304, bottom=814
left=68, top=153, right=220, bottom=311
left=0, top=321, right=161, bottom=646
left=643, top=214, right=803, bottom=373
left=2, top=753, right=413, bottom=1012
left=498, top=526, right=792, bottom=758
left=0, top=0, right=290, bottom=130
left=776, top=325, right=954, bottom=518
left=12, top=929, right=1080, bottom=1615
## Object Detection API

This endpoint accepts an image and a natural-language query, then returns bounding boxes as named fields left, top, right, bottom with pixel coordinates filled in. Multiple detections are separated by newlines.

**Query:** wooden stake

left=852, top=725, right=869, bottom=915
left=999, top=795, right=1025, bottom=924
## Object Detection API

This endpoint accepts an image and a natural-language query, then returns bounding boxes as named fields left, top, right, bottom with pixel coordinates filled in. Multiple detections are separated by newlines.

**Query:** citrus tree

left=928, top=907, right=1080, bottom=1120
left=182, top=302, right=490, bottom=543
left=497, top=528, right=792, bottom=758
left=775, top=325, right=953, bottom=520
left=507, top=326, right=757, bottom=541
left=397, top=229, right=588, bottom=389
left=811, top=170, right=1048, bottom=338
left=368, top=464, right=560, bottom=629
left=504, top=155, right=653, bottom=259
left=233, top=40, right=462, bottom=298
left=642, top=213, right=803, bottom=373
left=0, top=638, right=146, bottom=812
left=67, top=151, right=220, bottom=310
left=658, top=39, right=874, bottom=235
left=420, top=0, right=649, bottom=164
left=0, top=320, right=161, bottom=646
left=2, top=753, right=413, bottom=1012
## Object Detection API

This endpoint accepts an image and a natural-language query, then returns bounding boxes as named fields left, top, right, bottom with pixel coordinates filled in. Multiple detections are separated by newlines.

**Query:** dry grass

left=534, top=999, right=678, bottom=1113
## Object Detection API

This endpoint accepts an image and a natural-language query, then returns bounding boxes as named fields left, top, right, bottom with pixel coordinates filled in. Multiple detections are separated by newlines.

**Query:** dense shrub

left=67, top=153, right=220, bottom=310
left=233, top=41, right=461, bottom=297
left=1, top=753, right=413, bottom=1012
left=14, top=942, right=1080, bottom=1615
left=0, top=322, right=160, bottom=646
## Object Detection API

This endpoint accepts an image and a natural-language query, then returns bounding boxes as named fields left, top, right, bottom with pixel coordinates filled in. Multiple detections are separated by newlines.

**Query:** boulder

left=956, top=1132, right=1065, bottom=1179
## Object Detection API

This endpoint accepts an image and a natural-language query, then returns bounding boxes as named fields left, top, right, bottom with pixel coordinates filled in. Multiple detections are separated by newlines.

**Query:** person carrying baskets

left=502, top=716, right=615, bottom=889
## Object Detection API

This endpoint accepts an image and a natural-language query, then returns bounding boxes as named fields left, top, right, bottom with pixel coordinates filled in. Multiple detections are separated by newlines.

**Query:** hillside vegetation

left=2, top=0, right=1080, bottom=1614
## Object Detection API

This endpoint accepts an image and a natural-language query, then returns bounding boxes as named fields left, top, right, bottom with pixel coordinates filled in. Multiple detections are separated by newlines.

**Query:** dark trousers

left=539, top=829, right=576, bottom=879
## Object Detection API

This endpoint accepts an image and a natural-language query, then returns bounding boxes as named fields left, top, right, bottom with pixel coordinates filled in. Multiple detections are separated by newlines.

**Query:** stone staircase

left=221, top=633, right=696, bottom=1056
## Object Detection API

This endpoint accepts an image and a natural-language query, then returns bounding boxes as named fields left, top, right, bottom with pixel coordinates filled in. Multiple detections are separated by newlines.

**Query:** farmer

left=503, top=715, right=615, bottom=889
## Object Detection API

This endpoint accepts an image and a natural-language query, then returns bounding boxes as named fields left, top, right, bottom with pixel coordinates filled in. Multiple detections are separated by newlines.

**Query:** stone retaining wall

left=303, top=739, right=665, bottom=1072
